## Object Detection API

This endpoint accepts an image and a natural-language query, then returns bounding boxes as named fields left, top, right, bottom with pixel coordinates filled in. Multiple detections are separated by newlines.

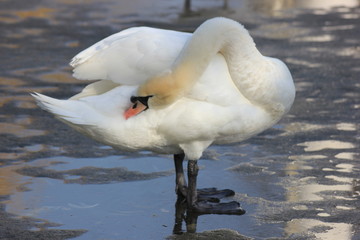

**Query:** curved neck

left=172, top=18, right=263, bottom=90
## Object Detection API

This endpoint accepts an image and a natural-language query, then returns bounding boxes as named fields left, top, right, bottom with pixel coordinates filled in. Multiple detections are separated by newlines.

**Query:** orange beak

left=124, top=101, right=148, bottom=120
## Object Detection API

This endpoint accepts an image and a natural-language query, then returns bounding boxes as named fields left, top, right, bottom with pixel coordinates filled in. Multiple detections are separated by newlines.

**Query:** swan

left=32, top=17, right=295, bottom=214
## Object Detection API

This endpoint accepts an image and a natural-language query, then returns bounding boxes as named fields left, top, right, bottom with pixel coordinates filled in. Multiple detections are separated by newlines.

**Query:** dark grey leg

left=174, top=153, right=187, bottom=198
left=187, top=160, right=199, bottom=208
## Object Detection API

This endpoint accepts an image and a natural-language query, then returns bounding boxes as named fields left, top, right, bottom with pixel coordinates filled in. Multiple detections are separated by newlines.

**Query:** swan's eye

left=130, top=95, right=153, bottom=107
left=132, top=102, right=138, bottom=109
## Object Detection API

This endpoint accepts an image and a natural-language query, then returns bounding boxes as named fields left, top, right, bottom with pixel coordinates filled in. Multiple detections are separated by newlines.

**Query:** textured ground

left=0, top=0, right=359, bottom=239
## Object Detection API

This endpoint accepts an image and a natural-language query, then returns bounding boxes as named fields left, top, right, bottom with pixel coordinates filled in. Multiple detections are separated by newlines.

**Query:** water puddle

left=2, top=155, right=261, bottom=239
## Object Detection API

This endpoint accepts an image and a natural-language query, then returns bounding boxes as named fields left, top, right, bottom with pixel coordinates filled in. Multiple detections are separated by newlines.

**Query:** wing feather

left=70, top=27, right=190, bottom=85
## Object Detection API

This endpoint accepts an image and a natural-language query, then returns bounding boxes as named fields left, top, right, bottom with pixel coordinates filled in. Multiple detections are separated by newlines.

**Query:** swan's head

left=123, top=95, right=152, bottom=120
left=124, top=72, right=187, bottom=119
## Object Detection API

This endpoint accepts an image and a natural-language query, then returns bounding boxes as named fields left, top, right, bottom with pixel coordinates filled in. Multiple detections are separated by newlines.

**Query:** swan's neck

left=174, top=18, right=262, bottom=85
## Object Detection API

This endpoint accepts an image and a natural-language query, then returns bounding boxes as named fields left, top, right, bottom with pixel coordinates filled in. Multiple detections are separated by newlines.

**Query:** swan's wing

left=70, top=27, right=190, bottom=85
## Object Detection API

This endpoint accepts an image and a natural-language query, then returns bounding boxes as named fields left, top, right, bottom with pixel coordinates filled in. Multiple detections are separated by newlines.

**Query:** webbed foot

left=177, top=187, right=235, bottom=203
left=174, top=155, right=246, bottom=216
left=189, top=200, right=245, bottom=215
left=197, top=187, right=235, bottom=202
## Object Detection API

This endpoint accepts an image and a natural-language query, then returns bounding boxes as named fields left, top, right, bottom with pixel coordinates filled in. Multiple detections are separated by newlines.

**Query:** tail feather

left=31, top=92, right=95, bottom=126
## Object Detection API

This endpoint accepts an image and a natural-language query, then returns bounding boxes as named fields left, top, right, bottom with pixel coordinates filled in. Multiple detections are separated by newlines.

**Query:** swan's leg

left=187, top=160, right=199, bottom=207
left=174, top=153, right=187, bottom=198
left=174, top=154, right=235, bottom=201
left=187, top=160, right=246, bottom=215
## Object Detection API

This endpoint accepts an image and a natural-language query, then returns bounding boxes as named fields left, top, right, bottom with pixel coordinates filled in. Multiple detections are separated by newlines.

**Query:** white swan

left=33, top=17, right=295, bottom=214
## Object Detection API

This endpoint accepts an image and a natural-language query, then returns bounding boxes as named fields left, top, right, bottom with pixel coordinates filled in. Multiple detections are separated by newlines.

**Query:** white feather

left=70, top=27, right=190, bottom=85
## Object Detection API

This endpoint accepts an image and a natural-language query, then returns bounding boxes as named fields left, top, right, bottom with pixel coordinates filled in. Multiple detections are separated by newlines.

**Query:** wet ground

left=0, top=0, right=359, bottom=239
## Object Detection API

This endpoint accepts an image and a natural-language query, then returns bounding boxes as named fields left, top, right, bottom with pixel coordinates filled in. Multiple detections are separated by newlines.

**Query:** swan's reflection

left=172, top=199, right=251, bottom=239
left=172, top=196, right=246, bottom=234
left=173, top=198, right=199, bottom=234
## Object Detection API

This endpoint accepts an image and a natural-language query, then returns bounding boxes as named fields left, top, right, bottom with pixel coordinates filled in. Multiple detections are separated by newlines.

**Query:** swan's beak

left=124, top=101, right=148, bottom=120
